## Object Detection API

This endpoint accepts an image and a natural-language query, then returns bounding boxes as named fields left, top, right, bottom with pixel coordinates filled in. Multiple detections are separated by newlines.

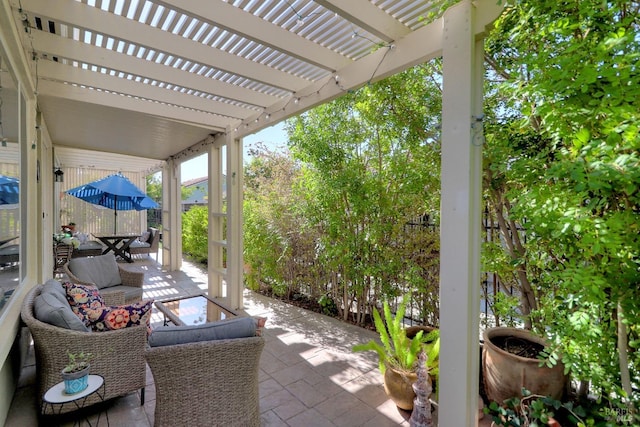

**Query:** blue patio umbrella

left=66, top=173, right=159, bottom=234
left=0, top=174, right=19, bottom=206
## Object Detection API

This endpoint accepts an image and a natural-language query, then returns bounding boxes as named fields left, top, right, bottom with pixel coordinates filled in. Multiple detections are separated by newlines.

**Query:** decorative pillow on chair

left=138, top=231, right=151, bottom=243
left=62, top=282, right=105, bottom=308
left=62, top=282, right=106, bottom=325
left=81, top=300, right=154, bottom=332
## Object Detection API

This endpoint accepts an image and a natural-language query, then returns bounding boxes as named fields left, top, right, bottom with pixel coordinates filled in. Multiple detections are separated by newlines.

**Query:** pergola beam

left=36, top=79, right=228, bottom=131
left=315, top=0, right=411, bottom=42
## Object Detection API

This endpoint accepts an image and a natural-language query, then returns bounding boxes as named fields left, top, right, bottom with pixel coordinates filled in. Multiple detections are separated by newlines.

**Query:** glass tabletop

left=156, top=295, right=237, bottom=326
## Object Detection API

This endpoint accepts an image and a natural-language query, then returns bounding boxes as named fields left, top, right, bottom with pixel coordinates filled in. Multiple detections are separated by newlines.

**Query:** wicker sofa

left=21, top=282, right=147, bottom=413
left=63, top=253, right=144, bottom=304
left=145, top=332, right=264, bottom=427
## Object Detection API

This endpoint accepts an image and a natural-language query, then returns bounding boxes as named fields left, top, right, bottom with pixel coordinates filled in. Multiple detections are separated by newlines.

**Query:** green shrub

left=182, top=206, right=209, bottom=263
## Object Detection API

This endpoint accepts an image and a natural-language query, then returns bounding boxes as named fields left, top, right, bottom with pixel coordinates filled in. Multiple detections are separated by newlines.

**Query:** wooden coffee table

left=155, top=293, right=238, bottom=326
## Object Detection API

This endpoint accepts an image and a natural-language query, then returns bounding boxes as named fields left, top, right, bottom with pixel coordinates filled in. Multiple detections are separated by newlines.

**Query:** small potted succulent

left=61, top=351, right=93, bottom=395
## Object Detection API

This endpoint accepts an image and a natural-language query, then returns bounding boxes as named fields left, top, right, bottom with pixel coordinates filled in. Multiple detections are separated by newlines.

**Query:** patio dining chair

left=53, top=244, right=74, bottom=277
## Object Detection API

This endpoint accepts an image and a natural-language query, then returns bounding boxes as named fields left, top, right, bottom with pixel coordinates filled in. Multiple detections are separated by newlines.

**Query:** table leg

left=118, top=238, right=136, bottom=263
left=99, top=239, right=120, bottom=256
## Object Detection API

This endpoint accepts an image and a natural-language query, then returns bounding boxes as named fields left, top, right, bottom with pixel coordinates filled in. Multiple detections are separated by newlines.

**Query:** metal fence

left=396, top=208, right=520, bottom=328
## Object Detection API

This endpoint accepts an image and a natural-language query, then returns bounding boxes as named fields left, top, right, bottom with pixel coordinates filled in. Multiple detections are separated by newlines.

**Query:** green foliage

left=317, top=294, right=338, bottom=316
left=243, top=147, right=316, bottom=299
left=483, top=389, right=587, bottom=427
left=244, top=65, right=443, bottom=324
left=182, top=206, right=209, bottom=263
left=282, top=62, right=443, bottom=322
left=145, top=173, right=162, bottom=203
left=483, top=0, right=640, bottom=407
left=483, top=387, right=639, bottom=427
left=353, top=296, right=440, bottom=383
left=63, top=351, right=93, bottom=373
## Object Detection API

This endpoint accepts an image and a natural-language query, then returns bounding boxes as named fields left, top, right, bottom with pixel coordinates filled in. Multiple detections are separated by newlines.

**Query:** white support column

left=439, top=1, right=485, bottom=426
left=162, top=158, right=182, bottom=270
left=207, top=142, right=225, bottom=298
left=226, top=132, right=244, bottom=310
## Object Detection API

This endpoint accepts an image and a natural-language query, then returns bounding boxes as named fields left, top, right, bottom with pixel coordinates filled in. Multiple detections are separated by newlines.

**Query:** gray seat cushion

left=129, top=240, right=150, bottom=249
left=0, top=244, right=19, bottom=256
left=148, top=317, right=256, bottom=347
left=34, top=282, right=89, bottom=332
left=68, top=253, right=121, bottom=289
left=76, top=240, right=104, bottom=251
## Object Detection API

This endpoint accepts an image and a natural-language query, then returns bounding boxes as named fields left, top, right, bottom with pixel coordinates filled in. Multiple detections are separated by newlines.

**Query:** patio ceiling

left=8, top=0, right=454, bottom=167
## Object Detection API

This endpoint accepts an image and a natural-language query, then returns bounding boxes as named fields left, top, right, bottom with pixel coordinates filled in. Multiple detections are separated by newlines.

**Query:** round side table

left=42, top=374, right=109, bottom=426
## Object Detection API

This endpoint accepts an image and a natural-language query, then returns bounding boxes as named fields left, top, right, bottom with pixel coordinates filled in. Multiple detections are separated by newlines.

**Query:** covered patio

left=0, top=1, right=504, bottom=425
left=5, top=256, right=492, bottom=426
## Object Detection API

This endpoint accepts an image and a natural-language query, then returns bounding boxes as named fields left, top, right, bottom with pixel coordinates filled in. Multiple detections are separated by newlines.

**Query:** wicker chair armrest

left=117, top=265, right=145, bottom=288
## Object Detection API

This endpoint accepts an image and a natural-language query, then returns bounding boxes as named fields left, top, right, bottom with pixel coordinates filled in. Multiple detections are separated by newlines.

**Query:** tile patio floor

left=5, top=256, right=491, bottom=426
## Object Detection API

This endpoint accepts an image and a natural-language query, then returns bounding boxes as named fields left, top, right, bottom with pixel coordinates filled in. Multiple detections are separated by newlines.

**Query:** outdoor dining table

left=92, top=233, right=140, bottom=263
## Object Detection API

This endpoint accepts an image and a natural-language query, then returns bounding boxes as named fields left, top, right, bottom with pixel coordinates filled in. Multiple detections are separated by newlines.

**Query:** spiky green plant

left=353, top=296, right=439, bottom=379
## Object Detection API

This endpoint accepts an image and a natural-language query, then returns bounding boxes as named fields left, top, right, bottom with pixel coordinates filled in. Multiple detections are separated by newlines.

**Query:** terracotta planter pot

left=384, top=363, right=418, bottom=411
left=482, top=327, right=567, bottom=404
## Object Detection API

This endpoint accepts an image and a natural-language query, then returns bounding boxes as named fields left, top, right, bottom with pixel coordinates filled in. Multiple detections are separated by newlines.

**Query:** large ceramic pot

left=384, top=363, right=418, bottom=411
left=482, top=327, right=567, bottom=404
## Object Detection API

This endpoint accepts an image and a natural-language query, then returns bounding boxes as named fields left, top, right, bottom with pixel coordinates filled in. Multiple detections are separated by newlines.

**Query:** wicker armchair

left=145, top=336, right=265, bottom=427
left=63, top=256, right=144, bottom=304
left=21, top=284, right=147, bottom=413
left=128, top=227, right=159, bottom=260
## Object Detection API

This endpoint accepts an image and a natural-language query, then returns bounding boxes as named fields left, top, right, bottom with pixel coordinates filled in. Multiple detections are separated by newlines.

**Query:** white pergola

left=1, top=0, right=503, bottom=424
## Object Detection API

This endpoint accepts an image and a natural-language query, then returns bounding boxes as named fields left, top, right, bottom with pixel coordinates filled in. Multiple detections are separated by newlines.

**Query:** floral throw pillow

left=62, top=282, right=105, bottom=325
left=81, top=300, right=154, bottom=333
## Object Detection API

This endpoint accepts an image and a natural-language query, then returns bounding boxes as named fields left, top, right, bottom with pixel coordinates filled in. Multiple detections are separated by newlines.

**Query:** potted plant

left=483, top=327, right=567, bottom=405
left=61, top=351, right=93, bottom=395
left=353, top=296, right=439, bottom=410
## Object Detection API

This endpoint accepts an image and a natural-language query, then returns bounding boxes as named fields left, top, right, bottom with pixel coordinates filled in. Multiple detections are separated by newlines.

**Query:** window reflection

left=0, top=52, right=20, bottom=312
